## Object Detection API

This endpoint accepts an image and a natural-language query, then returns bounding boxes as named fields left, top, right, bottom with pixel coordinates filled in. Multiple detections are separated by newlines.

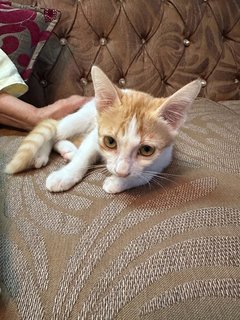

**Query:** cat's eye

left=139, top=145, right=155, bottom=157
left=103, top=136, right=117, bottom=149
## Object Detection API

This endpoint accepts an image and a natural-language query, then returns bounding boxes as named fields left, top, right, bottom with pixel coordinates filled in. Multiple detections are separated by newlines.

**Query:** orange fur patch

left=98, top=89, right=174, bottom=151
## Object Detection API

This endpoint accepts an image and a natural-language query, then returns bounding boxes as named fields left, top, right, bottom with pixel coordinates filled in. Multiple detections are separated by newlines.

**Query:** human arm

left=0, top=93, right=92, bottom=131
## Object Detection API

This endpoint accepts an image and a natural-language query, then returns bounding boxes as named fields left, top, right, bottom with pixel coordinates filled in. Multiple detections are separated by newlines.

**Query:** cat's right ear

left=158, top=79, right=202, bottom=132
left=91, top=66, right=122, bottom=112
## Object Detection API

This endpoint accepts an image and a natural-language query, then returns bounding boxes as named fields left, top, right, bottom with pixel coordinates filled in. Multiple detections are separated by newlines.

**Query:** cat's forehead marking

left=126, top=115, right=138, bottom=137
left=121, top=115, right=141, bottom=148
left=123, top=89, right=131, bottom=95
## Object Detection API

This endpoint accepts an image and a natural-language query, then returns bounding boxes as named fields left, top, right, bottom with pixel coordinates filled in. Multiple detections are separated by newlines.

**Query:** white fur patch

left=123, top=89, right=131, bottom=95
left=113, top=115, right=141, bottom=177
left=124, top=115, right=140, bottom=146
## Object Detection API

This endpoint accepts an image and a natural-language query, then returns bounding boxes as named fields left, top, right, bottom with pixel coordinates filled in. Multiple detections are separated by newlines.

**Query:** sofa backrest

left=18, top=0, right=240, bottom=106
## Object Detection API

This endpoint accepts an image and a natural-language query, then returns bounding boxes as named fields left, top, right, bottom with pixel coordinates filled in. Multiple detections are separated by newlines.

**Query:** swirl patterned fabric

left=0, top=99, right=240, bottom=319
left=14, top=0, right=240, bottom=107
left=0, top=1, right=59, bottom=80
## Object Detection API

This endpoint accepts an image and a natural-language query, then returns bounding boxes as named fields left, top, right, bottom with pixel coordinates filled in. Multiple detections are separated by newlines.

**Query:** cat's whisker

left=141, top=171, right=178, bottom=186
left=154, top=175, right=178, bottom=186
left=135, top=173, right=152, bottom=191
left=150, top=173, right=177, bottom=183
left=90, top=165, right=106, bottom=170
left=97, top=167, right=110, bottom=176
left=144, top=169, right=184, bottom=179
left=150, top=177, right=167, bottom=192
left=83, top=165, right=109, bottom=180
left=132, top=171, right=165, bottom=191
left=90, top=164, right=107, bottom=170
left=161, top=177, right=178, bottom=185
left=158, top=172, right=184, bottom=177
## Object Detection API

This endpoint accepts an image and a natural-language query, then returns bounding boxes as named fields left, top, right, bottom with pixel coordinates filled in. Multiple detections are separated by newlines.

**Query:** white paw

left=34, top=154, right=49, bottom=169
left=54, top=141, right=77, bottom=162
left=103, top=176, right=124, bottom=194
left=46, top=170, right=77, bottom=192
left=61, top=150, right=76, bottom=162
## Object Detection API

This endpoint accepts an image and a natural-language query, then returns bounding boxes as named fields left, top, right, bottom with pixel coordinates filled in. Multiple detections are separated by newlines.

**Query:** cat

left=5, top=66, right=201, bottom=194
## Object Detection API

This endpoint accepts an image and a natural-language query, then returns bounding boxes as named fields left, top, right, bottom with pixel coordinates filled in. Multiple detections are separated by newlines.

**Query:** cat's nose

left=115, top=160, right=131, bottom=177
left=116, top=170, right=130, bottom=178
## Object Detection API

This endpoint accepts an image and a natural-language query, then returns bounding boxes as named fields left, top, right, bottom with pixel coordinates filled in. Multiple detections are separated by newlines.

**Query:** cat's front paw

left=103, top=176, right=124, bottom=194
left=34, top=154, right=49, bottom=169
left=46, top=170, right=77, bottom=192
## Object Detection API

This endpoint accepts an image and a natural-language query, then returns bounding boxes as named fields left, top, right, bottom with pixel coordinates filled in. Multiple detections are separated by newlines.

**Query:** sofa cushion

left=0, top=1, right=60, bottom=81
left=0, top=98, right=239, bottom=319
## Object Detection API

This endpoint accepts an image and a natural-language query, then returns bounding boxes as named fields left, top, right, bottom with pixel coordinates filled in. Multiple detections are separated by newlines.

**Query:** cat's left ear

left=158, top=80, right=202, bottom=131
left=91, top=66, right=122, bottom=112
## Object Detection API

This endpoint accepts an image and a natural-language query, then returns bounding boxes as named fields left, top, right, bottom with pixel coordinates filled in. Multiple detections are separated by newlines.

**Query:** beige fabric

left=0, top=99, right=240, bottom=319
left=0, top=49, right=28, bottom=97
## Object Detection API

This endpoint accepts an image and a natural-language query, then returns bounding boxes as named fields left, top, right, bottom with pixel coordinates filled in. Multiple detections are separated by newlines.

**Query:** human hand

left=39, top=95, right=93, bottom=121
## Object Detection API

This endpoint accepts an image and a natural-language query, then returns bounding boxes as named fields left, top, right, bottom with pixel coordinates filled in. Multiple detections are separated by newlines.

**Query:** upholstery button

left=60, top=38, right=67, bottom=46
left=141, top=38, right=146, bottom=44
left=119, top=78, right=126, bottom=87
left=183, top=39, right=190, bottom=47
left=40, top=79, right=47, bottom=87
left=234, top=78, right=239, bottom=84
left=200, top=79, right=207, bottom=87
left=80, top=78, right=88, bottom=86
left=99, top=37, right=107, bottom=46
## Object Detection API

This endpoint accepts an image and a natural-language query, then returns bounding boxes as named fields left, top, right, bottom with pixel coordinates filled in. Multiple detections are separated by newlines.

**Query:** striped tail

left=5, top=119, right=58, bottom=174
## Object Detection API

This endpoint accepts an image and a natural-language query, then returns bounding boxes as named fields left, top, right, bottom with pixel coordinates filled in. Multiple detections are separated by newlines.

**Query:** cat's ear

left=91, top=66, right=122, bottom=111
left=158, top=80, right=202, bottom=131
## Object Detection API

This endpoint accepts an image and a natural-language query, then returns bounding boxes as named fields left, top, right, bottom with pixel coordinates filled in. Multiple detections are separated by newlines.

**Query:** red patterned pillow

left=0, top=1, right=60, bottom=81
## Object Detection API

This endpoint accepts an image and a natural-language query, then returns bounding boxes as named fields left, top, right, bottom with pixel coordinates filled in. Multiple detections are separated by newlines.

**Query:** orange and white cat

left=5, top=66, right=201, bottom=193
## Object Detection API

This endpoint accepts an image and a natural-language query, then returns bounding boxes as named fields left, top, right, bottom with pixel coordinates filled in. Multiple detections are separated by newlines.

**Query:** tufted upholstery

left=16, top=0, right=240, bottom=106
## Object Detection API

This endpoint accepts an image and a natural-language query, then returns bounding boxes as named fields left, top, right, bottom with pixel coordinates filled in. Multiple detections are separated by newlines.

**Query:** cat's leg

left=54, top=140, right=78, bottom=161
left=34, top=141, right=53, bottom=169
left=46, top=129, right=99, bottom=192
left=56, top=99, right=96, bottom=140
left=103, top=174, right=154, bottom=194
left=32, top=100, right=96, bottom=171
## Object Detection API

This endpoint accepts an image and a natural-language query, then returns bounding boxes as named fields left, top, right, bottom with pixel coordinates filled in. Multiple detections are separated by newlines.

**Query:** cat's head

left=91, top=66, right=201, bottom=178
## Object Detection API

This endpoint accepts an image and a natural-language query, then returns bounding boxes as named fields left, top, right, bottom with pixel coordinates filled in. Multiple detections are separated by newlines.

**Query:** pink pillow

left=0, top=1, right=60, bottom=81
